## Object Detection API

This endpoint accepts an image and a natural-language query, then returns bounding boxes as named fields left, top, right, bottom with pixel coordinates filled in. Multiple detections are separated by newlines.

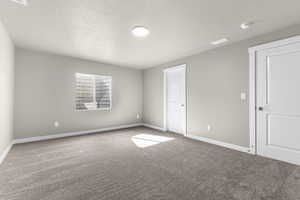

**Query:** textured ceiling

left=0, top=0, right=300, bottom=68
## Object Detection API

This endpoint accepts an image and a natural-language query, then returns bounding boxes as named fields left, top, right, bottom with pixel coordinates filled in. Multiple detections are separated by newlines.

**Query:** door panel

left=166, top=66, right=185, bottom=134
left=268, top=114, right=300, bottom=151
left=257, top=42, right=300, bottom=165
left=268, top=52, right=300, bottom=114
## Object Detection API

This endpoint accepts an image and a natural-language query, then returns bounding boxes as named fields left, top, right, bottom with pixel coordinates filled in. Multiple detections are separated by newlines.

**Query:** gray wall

left=143, top=24, right=300, bottom=148
left=14, top=48, right=143, bottom=139
left=0, top=21, right=14, bottom=155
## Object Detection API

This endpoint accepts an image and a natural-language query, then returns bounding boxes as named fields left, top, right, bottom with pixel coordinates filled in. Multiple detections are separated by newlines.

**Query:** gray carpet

left=0, top=127, right=300, bottom=200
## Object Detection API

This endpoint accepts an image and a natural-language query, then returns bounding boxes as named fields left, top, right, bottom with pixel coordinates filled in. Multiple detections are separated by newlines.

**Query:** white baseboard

left=0, top=142, right=13, bottom=165
left=142, top=123, right=167, bottom=132
left=186, top=135, right=251, bottom=154
left=141, top=124, right=251, bottom=154
left=14, top=123, right=143, bottom=144
left=2, top=123, right=251, bottom=166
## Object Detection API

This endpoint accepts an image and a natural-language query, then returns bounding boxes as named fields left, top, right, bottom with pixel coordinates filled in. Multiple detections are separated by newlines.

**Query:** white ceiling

left=0, top=0, right=300, bottom=69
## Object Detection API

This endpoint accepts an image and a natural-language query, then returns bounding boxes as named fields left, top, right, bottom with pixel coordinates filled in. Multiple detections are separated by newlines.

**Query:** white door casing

left=164, top=65, right=186, bottom=135
left=253, top=38, right=300, bottom=165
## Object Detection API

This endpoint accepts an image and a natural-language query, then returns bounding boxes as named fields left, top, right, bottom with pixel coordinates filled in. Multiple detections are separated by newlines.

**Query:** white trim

left=186, top=135, right=251, bottom=154
left=0, top=142, right=13, bottom=165
left=142, top=123, right=167, bottom=132
left=248, top=35, right=300, bottom=156
left=163, top=64, right=187, bottom=136
left=183, top=66, right=187, bottom=136
left=144, top=121, right=251, bottom=154
left=249, top=35, right=300, bottom=53
left=14, top=123, right=143, bottom=144
left=248, top=49, right=256, bottom=155
left=163, top=71, right=167, bottom=131
left=164, top=64, right=186, bottom=72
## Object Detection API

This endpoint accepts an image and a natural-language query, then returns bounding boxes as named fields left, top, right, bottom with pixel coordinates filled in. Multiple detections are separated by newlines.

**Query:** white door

left=257, top=42, right=300, bottom=165
left=165, top=65, right=186, bottom=135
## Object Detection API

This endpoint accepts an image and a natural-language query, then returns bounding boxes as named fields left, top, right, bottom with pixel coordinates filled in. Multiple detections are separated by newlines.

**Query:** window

left=75, top=73, right=112, bottom=111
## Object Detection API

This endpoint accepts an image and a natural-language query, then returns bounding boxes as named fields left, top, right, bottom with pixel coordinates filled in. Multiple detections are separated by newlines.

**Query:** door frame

left=163, top=64, right=187, bottom=136
left=248, top=35, right=300, bottom=155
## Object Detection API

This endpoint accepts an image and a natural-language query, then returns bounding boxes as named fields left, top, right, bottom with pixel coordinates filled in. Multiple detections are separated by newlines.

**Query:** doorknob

left=258, top=106, right=263, bottom=111
left=181, top=104, right=185, bottom=107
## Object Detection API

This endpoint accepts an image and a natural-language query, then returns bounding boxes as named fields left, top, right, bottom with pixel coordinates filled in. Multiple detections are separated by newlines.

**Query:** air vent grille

left=11, top=0, right=28, bottom=6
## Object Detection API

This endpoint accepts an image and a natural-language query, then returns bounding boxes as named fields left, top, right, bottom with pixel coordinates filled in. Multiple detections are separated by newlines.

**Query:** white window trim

left=75, top=73, right=112, bottom=111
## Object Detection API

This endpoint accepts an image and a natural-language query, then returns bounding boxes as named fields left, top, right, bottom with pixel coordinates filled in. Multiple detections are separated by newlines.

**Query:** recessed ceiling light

left=240, top=22, right=254, bottom=30
left=11, top=0, right=28, bottom=6
left=211, top=38, right=229, bottom=45
left=132, top=26, right=150, bottom=37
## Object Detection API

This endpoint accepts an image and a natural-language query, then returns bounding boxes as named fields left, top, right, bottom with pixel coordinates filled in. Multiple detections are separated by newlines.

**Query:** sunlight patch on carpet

left=131, top=134, right=174, bottom=148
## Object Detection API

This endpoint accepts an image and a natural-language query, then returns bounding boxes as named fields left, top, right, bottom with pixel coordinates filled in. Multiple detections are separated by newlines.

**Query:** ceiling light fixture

left=240, top=22, right=254, bottom=30
left=11, top=0, right=28, bottom=6
left=132, top=26, right=150, bottom=37
left=211, top=38, right=228, bottom=45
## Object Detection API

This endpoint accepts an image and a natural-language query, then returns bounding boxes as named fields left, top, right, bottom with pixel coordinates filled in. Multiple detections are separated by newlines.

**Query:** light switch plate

left=240, top=92, right=247, bottom=101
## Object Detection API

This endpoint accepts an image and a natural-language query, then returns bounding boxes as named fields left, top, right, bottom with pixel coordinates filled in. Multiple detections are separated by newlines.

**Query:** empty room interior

left=1, top=0, right=300, bottom=199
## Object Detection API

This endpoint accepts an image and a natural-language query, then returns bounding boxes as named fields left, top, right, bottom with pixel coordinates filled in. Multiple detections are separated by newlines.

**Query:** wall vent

left=11, top=0, right=28, bottom=6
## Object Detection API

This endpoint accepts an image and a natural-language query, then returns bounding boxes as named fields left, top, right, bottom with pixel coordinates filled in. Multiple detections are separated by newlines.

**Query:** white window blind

left=75, top=73, right=112, bottom=111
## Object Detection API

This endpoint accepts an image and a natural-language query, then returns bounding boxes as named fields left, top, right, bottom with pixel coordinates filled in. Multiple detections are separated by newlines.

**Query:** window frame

left=75, top=73, right=112, bottom=111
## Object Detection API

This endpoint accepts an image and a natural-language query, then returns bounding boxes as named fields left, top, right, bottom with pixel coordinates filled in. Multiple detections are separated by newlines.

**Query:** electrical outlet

left=207, top=125, right=211, bottom=132
left=136, top=114, right=140, bottom=119
left=54, top=121, right=60, bottom=127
